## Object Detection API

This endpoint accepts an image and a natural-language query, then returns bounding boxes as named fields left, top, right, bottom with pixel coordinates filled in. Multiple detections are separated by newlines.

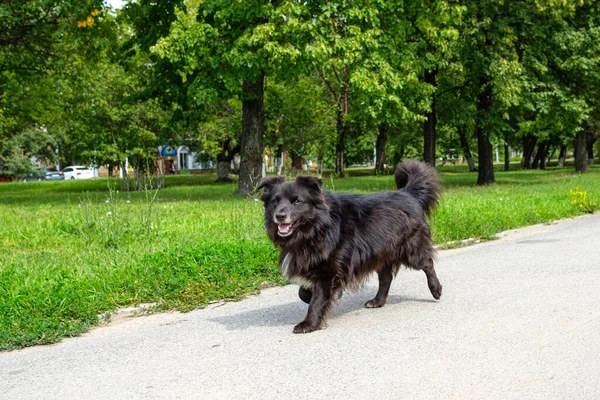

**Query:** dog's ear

left=295, top=175, right=323, bottom=194
left=256, top=175, right=286, bottom=201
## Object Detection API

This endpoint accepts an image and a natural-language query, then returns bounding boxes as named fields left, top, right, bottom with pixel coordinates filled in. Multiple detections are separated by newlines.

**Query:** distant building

left=158, top=145, right=215, bottom=174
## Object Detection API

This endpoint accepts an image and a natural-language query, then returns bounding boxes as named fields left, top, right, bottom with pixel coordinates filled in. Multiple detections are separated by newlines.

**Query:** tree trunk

left=423, top=69, right=437, bottom=167
left=123, top=158, right=162, bottom=192
left=546, top=146, right=557, bottom=165
left=503, top=135, right=510, bottom=171
left=539, top=142, right=549, bottom=170
left=290, top=151, right=303, bottom=169
left=317, top=152, right=324, bottom=175
left=558, top=145, right=566, bottom=167
left=586, top=133, right=596, bottom=165
left=238, top=73, right=265, bottom=196
left=540, top=154, right=547, bottom=169
left=532, top=140, right=548, bottom=169
left=575, top=128, right=587, bottom=173
left=476, top=83, right=494, bottom=185
left=335, top=84, right=349, bottom=178
left=521, top=134, right=537, bottom=169
left=335, top=125, right=346, bottom=178
left=531, top=146, right=540, bottom=169
left=458, top=127, right=476, bottom=172
left=393, top=146, right=404, bottom=167
left=276, top=146, right=284, bottom=175
left=374, top=122, right=388, bottom=175
left=121, top=160, right=131, bottom=191
left=216, top=139, right=238, bottom=182
left=216, top=161, right=231, bottom=182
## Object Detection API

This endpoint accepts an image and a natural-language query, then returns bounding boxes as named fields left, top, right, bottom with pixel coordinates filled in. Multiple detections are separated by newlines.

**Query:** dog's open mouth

left=278, top=223, right=295, bottom=237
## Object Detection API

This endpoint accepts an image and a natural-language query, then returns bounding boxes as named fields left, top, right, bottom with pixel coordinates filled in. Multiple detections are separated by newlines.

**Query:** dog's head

left=257, top=175, right=328, bottom=240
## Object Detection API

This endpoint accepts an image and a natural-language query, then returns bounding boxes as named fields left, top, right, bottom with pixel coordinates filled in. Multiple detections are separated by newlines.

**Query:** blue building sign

left=161, top=145, right=177, bottom=156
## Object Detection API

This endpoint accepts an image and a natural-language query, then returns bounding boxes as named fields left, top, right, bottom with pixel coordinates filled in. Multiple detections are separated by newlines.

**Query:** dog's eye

left=272, top=198, right=279, bottom=205
left=293, top=199, right=302, bottom=206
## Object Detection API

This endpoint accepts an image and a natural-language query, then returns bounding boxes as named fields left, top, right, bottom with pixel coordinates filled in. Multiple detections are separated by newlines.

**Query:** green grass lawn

left=1, top=165, right=599, bottom=350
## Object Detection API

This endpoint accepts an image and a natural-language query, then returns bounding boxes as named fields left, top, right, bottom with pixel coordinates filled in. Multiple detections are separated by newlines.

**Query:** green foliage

left=0, top=2, right=172, bottom=182
left=120, top=0, right=186, bottom=53
left=0, top=68, right=64, bottom=171
left=265, top=77, right=336, bottom=162
left=0, top=1, right=104, bottom=59
left=1, top=127, right=56, bottom=174
left=5, top=0, right=600, bottom=180
left=152, top=0, right=297, bottom=98
left=196, top=98, right=242, bottom=158
left=57, top=56, right=171, bottom=173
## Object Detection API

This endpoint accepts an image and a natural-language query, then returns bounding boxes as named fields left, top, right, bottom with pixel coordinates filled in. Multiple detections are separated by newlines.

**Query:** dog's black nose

left=275, top=213, right=287, bottom=222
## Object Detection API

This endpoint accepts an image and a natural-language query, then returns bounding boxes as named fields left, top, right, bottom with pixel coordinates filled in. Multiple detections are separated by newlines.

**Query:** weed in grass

left=59, top=189, right=164, bottom=249
left=569, top=186, right=598, bottom=214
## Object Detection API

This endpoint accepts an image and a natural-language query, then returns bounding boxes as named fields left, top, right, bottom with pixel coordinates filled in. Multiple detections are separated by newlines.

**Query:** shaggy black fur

left=257, top=161, right=443, bottom=334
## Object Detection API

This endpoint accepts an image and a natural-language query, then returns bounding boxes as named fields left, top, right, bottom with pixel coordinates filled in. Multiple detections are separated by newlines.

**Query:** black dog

left=258, top=161, right=443, bottom=333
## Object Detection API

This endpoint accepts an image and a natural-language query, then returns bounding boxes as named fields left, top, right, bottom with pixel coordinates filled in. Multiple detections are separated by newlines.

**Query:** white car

left=62, top=166, right=94, bottom=180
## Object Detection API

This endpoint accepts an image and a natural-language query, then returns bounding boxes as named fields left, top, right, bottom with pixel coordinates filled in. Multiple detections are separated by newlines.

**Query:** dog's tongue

left=278, top=223, right=292, bottom=233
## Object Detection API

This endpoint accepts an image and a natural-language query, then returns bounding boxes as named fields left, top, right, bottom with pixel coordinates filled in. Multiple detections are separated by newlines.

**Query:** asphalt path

left=2, top=214, right=600, bottom=399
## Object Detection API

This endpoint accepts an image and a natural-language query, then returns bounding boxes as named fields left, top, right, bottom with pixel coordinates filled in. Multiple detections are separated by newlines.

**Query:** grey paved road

left=2, top=214, right=600, bottom=400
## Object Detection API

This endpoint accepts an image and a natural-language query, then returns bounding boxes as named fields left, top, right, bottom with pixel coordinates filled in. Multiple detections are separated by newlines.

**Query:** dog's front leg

left=293, top=281, right=333, bottom=334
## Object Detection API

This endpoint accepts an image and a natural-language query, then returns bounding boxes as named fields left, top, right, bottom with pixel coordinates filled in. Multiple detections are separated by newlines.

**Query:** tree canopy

left=1, top=0, right=599, bottom=187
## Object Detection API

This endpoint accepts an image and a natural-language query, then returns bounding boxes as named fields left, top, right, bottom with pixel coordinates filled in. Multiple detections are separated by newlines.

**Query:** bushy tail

left=395, top=161, right=442, bottom=217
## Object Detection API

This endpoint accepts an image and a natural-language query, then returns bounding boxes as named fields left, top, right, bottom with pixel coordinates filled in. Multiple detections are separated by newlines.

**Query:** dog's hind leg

left=422, top=258, right=442, bottom=300
left=365, top=265, right=394, bottom=308
left=299, top=284, right=343, bottom=304
left=298, top=286, right=312, bottom=304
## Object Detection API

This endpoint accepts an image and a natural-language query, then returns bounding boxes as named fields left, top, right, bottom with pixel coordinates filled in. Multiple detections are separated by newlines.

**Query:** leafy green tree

left=0, top=0, right=103, bottom=60
left=197, top=99, right=242, bottom=182
left=0, top=1, right=106, bottom=171
left=1, top=127, right=56, bottom=175
left=121, top=0, right=185, bottom=53
left=30, top=8, right=174, bottom=188
left=265, top=77, right=335, bottom=174
left=283, top=1, right=396, bottom=177
left=436, top=65, right=479, bottom=172
left=458, top=0, right=600, bottom=180
left=279, top=1, right=438, bottom=177
left=455, top=0, right=579, bottom=183
left=402, top=0, right=464, bottom=167
left=154, top=0, right=301, bottom=194
left=547, top=0, right=600, bottom=172
left=0, top=64, right=64, bottom=172
left=57, top=51, right=171, bottom=188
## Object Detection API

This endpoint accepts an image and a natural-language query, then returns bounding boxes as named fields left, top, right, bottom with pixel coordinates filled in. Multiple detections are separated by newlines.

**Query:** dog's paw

left=429, top=283, right=442, bottom=300
left=293, top=321, right=320, bottom=334
left=364, top=299, right=385, bottom=308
